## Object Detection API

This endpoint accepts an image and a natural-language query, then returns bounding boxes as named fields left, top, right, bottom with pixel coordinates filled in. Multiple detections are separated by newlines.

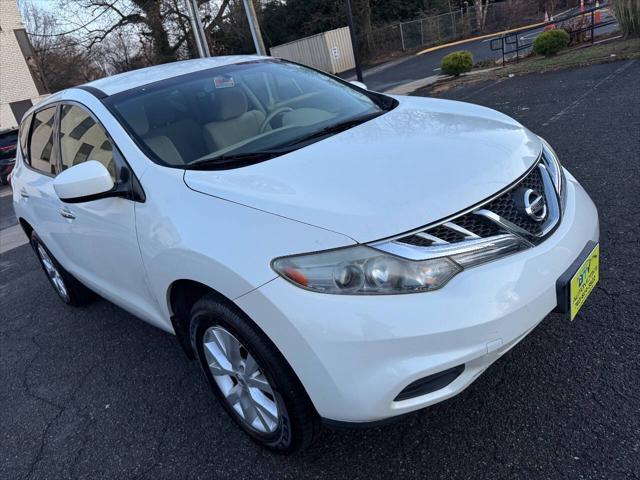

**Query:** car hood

left=184, top=96, right=542, bottom=242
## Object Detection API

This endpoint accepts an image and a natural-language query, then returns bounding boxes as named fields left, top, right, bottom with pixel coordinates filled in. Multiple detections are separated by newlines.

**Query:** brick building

left=0, top=0, right=47, bottom=129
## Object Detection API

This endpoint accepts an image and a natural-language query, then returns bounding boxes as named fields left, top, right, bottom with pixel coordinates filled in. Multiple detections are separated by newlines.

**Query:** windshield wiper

left=187, top=148, right=295, bottom=170
left=282, top=111, right=383, bottom=149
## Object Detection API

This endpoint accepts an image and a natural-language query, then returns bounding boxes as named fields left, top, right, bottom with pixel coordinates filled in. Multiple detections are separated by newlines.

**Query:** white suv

left=12, top=56, right=599, bottom=453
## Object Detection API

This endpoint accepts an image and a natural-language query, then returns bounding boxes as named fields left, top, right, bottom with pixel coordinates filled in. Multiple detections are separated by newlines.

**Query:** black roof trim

left=75, top=85, right=109, bottom=99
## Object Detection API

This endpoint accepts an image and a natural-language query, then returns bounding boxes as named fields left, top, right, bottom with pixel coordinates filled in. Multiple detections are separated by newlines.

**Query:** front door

left=49, top=103, right=158, bottom=322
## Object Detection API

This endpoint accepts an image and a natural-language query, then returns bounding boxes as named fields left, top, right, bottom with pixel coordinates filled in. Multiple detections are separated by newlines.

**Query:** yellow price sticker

left=569, top=244, right=600, bottom=320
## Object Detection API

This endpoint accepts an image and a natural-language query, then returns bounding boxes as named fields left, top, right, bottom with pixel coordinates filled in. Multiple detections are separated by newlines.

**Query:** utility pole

left=185, top=0, right=210, bottom=57
left=242, top=0, right=267, bottom=56
left=345, top=0, right=364, bottom=82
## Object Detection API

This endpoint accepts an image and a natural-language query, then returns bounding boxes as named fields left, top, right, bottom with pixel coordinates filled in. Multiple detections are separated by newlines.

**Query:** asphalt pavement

left=350, top=8, right=618, bottom=92
left=1, top=60, right=639, bottom=479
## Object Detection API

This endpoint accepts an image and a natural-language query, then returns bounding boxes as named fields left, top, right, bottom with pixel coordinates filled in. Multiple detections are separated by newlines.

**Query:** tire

left=30, top=232, right=94, bottom=306
left=190, top=294, right=321, bottom=454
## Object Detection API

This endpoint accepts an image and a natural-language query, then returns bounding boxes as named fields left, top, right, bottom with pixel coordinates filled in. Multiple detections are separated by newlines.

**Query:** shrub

left=612, top=0, right=640, bottom=37
left=533, top=29, right=570, bottom=57
left=441, top=51, right=474, bottom=76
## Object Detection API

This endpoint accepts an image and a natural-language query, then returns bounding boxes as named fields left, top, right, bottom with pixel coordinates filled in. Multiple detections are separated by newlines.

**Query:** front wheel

left=190, top=295, right=321, bottom=453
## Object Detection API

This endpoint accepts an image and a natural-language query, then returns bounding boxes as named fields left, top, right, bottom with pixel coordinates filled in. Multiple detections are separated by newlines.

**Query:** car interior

left=112, top=63, right=373, bottom=167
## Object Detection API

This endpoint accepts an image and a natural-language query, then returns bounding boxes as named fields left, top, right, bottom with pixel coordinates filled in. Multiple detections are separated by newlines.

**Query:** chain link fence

left=361, top=1, right=577, bottom=63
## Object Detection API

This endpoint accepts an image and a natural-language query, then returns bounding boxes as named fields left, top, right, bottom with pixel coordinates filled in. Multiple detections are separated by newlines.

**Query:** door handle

left=19, top=188, right=29, bottom=198
left=59, top=208, right=76, bottom=220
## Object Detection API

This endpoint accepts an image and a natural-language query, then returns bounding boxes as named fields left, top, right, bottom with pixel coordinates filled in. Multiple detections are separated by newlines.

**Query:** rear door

left=14, top=105, right=64, bottom=254
left=48, top=102, right=158, bottom=321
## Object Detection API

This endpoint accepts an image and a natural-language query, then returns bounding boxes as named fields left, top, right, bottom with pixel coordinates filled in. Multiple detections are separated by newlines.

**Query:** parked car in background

left=11, top=56, right=599, bottom=453
left=0, top=127, right=18, bottom=185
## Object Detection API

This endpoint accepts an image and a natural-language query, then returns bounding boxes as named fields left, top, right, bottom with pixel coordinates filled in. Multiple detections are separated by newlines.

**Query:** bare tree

left=19, top=1, right=104, bottom=91
left=55, top=0, right=233, bottom=64
left=473, top=0, right=490, bottom=31
left=92, top=28, right=152, bottom=74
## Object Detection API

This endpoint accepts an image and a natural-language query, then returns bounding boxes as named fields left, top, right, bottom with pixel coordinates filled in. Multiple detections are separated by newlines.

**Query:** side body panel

left=11, top=154, right=61, bottom=254
left=51, top=195, right=161, bottom=326
left=134, top=164, right=356, bottom=332
left=14, top=89, right=355, bottom=334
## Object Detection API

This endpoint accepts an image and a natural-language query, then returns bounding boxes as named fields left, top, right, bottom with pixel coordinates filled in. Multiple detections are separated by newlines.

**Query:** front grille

left=396, top=158, right=558, bottom=247
left=449, top=213, right=502, bottom=238
left=482, top=166, right=546, bottom=236
left=397, top=214, right=501, bottom=247
left=425, top=225, right=466, bottom=243
left=397, top=234, right=436, bottom=247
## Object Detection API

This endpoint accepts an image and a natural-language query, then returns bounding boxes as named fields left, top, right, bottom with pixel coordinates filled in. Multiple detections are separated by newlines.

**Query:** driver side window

left=59, top=104, right=117, bottom=181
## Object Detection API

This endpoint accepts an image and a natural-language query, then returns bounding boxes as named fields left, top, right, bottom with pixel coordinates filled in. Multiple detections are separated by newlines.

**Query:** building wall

left=0, top=0, right=45, bottom=129
left=271, top=27, right=355, bottom=75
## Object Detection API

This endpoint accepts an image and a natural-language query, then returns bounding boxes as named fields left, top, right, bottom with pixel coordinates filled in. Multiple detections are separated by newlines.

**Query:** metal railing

left=361, top=1, right=551, bottom=62
left=490, top=4, right=618, bottom=66
left=360, top=0, right=574, bottom=60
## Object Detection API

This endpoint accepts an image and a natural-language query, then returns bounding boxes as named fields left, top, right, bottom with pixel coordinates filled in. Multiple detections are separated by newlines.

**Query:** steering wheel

left=259, top=107, right=294, bottom=133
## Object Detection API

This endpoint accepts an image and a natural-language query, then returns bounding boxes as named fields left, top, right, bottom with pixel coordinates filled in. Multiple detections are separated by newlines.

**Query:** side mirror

left=349, top=80, right=368, bottom=90
left=53, top=160, right=115, bottom=202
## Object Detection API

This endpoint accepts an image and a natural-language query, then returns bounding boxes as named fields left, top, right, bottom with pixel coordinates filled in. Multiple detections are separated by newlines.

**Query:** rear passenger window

left=19, top=113, right=32, bottom=159
left=29, top=107, right=56, bottom=175
left=59, top=105, right=116, bottom=181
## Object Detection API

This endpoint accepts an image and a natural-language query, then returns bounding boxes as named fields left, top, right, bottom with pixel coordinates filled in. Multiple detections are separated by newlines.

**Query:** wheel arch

left=18, top=217, right=34, bottom=239
left=168, top=277, right=322, bottom=428
left=167, top=279, right=243, bottom=360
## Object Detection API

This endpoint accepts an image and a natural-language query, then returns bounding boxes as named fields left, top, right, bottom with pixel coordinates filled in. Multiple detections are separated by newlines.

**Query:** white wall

left=271, top=27, right=355, bottom=75
left=0, top=0, right=43, bottom=129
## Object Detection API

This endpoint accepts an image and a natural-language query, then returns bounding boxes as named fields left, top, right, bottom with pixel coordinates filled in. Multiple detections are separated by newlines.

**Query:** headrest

left=117, top=101, right=149, bottom=136
left=212, top=88, right=249, bottom=121
left=146, top=100, right=176, bottom=128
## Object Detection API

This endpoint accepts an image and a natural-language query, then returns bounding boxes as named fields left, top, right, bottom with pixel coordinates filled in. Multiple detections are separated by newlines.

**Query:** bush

left=441, top=51, right=474, bottom=76
left=533, top=29, right=570, bottom=57
left=612, top=0, right=640, bottom=37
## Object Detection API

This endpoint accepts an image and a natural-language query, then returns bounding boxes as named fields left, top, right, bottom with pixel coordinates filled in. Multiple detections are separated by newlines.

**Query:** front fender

left=136, top=165, right=355, bottom=329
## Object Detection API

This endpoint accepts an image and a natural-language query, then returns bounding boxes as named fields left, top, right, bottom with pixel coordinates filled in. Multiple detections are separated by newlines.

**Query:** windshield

left=107, top=60, right=394, bottom=169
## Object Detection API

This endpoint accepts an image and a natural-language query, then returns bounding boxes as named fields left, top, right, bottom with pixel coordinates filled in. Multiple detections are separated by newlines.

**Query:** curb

left=382, top=67, right=501, bottom=95
left=416, top=21, right=546, bottom=56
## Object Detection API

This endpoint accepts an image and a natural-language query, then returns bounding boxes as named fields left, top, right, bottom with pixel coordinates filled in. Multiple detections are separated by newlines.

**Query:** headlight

left=539, top=137, right=566, bottom=205
left=272, top=235, right=528, bottom=295
left=272, top=246, right=461, bottom=294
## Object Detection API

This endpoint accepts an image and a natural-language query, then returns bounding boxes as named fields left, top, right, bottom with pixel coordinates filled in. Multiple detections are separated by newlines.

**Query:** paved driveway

left=1, top=60, right=639, bottom=479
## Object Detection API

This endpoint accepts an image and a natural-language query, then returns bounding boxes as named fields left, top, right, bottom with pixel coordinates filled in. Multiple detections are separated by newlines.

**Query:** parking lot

left=1, top=60, right=639, bottom=479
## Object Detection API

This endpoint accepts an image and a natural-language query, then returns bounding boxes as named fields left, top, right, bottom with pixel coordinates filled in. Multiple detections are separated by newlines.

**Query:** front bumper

left=235, top=173, right=599, bottom=423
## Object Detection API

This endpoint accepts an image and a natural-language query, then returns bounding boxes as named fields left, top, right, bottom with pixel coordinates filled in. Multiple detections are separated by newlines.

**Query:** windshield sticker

left=214, top=75, right=236, bottom=89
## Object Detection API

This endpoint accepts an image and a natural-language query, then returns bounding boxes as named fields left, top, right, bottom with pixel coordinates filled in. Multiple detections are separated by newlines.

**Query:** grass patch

left=415, top=37, right=640, bottom=96
left=496, top=37, right=640, bottom=76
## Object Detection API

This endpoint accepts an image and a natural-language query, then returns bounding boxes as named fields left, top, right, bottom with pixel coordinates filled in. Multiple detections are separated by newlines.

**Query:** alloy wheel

left=37, top=244, right=70, bottom=302
left=202, top=326, right=280, bottom=433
